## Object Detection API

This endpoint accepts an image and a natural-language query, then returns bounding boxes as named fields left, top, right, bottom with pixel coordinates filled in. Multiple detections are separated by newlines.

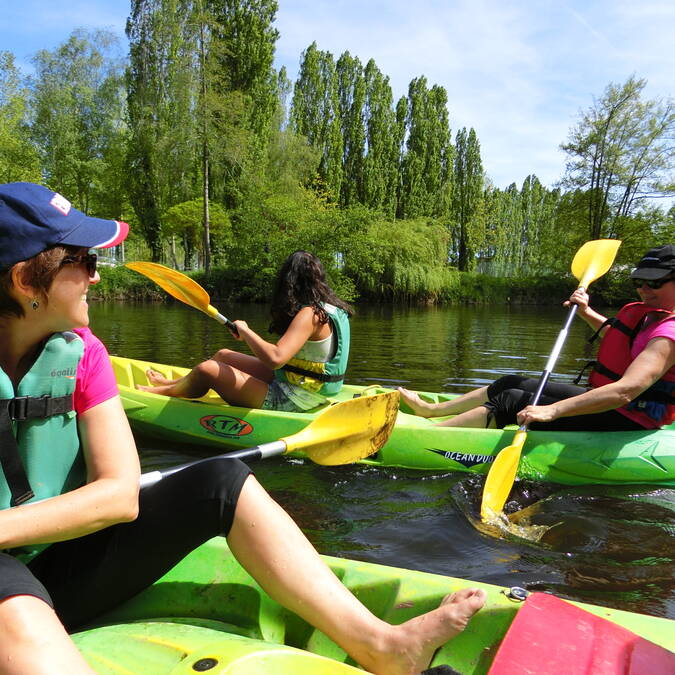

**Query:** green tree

left=362, top=59, right=397, bottom=217
left=30, top=30, right=127, bottom=211
left=336, top=51, right=366, bottom=207
left=451, top=127, right=484, bottom=270
left=0, top=52, right=41, bottom=183
left=126, top=0, right=200, bottom=260
left=398, top=78, right=452, bottom=219
left=561, top=76, right=675, bottom=240
left=291, top=42, right=343, bottom=200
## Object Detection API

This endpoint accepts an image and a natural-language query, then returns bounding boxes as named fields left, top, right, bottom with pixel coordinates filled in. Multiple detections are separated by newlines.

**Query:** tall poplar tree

left=126, top=0, right=197, bottom=259
left=291, top=42, right=343, bottom=199
left=362, top=59, right=397, bottom=217
left=451, top=127, right=484, bottom=270
left=336, top=51, right=365, bottom=207
left=398, top=77, right=452, bottom=219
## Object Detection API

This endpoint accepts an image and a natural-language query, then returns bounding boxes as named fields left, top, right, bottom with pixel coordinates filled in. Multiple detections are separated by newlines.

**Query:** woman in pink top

left=399, top=245, right=675, bottom=431
left=0, top=183, right=484, bottom=675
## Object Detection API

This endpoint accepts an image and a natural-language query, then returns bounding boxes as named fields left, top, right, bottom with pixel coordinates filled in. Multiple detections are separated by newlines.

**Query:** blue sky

left=2, top=0, right=673, bottom=190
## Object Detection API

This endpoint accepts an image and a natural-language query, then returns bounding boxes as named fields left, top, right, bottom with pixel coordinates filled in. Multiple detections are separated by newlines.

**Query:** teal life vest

left=275, top=304, right=350, bottom=397
left=0, top=331, right=85, bottom=563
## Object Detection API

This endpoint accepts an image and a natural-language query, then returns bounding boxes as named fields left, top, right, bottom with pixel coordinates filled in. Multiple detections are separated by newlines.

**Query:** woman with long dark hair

left=140, top=251, right=354, bottom=411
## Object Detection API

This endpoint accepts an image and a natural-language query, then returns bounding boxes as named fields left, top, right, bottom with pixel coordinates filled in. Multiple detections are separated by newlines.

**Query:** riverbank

left=92, top=264, right=635, bottom=306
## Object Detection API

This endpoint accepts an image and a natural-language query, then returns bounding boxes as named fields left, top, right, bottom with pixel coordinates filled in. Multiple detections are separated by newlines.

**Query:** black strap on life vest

left=281, top=364, right=345, bottom=383
left=0, top=394, right=73, bottom=506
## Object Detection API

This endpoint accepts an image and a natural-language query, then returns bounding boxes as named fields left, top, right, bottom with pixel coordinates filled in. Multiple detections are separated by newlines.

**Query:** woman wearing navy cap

left=400, top=245, right=675, bottom=432
left=0, top=183, right=484, bottom=675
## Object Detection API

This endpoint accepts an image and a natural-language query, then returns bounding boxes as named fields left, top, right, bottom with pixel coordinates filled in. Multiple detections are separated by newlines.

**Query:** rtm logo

left=200, top=415, right=253, bottom=438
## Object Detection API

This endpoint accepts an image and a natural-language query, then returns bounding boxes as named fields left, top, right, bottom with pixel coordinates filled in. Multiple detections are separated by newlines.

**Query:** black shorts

left=482, top=375, right=645, bottom=431
left=0, top=457, right=251, bottom=630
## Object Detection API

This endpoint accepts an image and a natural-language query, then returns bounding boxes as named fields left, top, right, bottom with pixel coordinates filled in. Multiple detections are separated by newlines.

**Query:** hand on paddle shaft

left=125, top=262, right=239, bottom=337
left=139, top=390, right=400, bottom=488
left=480, top=240, right=622, bottom=522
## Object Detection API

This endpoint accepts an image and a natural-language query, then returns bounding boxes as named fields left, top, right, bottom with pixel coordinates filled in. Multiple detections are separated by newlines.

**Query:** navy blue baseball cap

left=0, top=182, right=129, bottom=269
left=630, top=245, right=675, bottom=280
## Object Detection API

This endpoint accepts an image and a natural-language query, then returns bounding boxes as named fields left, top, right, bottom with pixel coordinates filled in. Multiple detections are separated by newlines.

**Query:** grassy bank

left=92, top=265, right=636, bottom=307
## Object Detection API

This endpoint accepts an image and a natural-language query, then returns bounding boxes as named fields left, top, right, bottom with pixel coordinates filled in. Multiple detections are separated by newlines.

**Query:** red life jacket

left=588, top=302, right=675, bottom=427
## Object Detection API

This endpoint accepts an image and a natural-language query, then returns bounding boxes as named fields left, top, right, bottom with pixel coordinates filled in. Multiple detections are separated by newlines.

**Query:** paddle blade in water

left=481, top=429, right=528, bottom=521
left=284, top=390, right=400, bottom=465
left=571, top=239, right=621, bottom=289
left=126, top=262, right=211, bottom=313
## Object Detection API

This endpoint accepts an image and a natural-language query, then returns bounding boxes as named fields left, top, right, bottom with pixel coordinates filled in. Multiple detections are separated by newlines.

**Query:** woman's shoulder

left=72, top=326, right=107, bottom=353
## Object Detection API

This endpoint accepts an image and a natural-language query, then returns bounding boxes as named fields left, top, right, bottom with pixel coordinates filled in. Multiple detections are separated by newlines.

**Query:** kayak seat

left=488, top=592, right=675, bottom=675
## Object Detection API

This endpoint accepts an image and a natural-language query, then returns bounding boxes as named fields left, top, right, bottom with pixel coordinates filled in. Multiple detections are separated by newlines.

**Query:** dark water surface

left=90, top=301, right=675, bottom=620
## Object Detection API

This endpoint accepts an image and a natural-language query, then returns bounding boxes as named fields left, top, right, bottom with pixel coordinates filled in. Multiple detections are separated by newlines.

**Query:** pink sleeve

left=73, top=327, right=119, bottom=414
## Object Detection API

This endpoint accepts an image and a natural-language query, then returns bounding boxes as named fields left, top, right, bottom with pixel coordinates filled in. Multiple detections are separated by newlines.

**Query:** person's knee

left=487, top=375, right=525, bottom=399
left=212, top=348, right=235, bottom=362
left=194, top=359, right=228, bottom=382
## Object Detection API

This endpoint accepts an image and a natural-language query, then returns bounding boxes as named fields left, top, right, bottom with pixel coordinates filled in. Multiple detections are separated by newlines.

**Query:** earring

left=31, top=299, right=40, bottom=311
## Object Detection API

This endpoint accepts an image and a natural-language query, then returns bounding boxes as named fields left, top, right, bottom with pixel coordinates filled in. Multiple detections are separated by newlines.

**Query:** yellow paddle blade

left=283, top=391, right=400, bottom=465
left=481, top=429, right=528, bottom=521
left=571, top=239, right=621, bottom=289
left=126, top=262, right=211, bottom=314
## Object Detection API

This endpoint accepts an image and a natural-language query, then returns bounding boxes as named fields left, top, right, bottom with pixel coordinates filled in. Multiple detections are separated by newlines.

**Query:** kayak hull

left=72, top=536, right=674, bottom=674
left=112, top=356, right=675, bottom=487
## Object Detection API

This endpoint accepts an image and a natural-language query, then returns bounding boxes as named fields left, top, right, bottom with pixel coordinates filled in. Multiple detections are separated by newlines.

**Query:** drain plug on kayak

left=192, top=658, right=218, bottom=671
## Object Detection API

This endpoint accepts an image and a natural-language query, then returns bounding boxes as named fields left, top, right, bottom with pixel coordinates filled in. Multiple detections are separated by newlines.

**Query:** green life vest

left=276, top=304, right=350, bottom=397
left=0, top=331, right=85, bottom=563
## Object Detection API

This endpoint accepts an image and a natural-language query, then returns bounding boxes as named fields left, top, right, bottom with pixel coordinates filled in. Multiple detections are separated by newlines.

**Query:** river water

left=90, top=301, right=675, bottom=620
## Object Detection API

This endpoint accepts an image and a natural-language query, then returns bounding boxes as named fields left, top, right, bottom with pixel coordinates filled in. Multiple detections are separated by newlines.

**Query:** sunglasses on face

left=61, top=253, right=98, bottom=278
left=631, top=275, right=674, bottom=290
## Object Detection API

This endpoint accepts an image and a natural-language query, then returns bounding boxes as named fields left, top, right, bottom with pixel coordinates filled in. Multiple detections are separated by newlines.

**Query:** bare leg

left=433, top=405, right=496, bottom=428
left=227, top=476, right=485, bottom=675
left=0, top=596, right=94, bottom=675
left=398, top=386, right=490, bottom=418
left=145, top=349, right=274, bottom=387
left=137, top=359, right=270, bottom=408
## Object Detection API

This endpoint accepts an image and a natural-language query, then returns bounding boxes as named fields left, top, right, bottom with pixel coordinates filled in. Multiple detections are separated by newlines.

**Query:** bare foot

left=397, top=387, right=435, bottom=418
left=145, top=368, right=175, bottom=386
left=367, top=587, right=486, bottom=675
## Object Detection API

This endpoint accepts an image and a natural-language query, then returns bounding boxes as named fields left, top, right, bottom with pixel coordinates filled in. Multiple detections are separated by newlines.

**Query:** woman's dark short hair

left=0, top=246, right=74, bottom=318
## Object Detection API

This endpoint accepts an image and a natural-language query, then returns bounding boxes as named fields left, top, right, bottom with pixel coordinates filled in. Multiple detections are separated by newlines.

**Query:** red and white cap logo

left=50, top=193, right=72, bottom=216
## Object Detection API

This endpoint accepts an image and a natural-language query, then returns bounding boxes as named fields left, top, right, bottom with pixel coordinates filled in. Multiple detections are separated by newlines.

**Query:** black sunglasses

left=61, top=253, right=98, bottom=278
left=631, top=275, right=675, bottom=290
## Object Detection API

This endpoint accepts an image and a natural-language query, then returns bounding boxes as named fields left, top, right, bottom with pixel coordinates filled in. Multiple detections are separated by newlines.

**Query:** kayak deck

left=72, top=537, right=674, bottom=674
left=112, top=356, right=675, bottom=487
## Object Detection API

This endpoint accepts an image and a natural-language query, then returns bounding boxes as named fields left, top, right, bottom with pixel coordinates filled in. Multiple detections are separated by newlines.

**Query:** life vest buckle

left=7, top=396, right=28, bottom=421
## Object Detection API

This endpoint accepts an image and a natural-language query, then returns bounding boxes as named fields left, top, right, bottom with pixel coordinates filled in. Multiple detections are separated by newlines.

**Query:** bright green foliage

left=207, top=0, right=279, bottom=151
left=126, top=0, right=197, bottom=259
left=398, top=78, right=452, bottom=219
left=451, top=127, right=484, bottom=270
left=362, top=60, right=397, bottom=217
left=163, top=198, right=232, bottom=268
left=0, top=52, right=41, bottom=183
left=344, top=214, right=456, bottom=302
left=291, top=42, right=344, bottom=201
left=30, top=30, right=127, bottom=212
left=336, top=51, right=366, bottom=207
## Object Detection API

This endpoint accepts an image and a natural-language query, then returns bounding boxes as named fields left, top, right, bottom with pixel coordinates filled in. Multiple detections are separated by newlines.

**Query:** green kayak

left=112, top=356, right=675, bottom=487
left=72, top=536, right=673, bottom=674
